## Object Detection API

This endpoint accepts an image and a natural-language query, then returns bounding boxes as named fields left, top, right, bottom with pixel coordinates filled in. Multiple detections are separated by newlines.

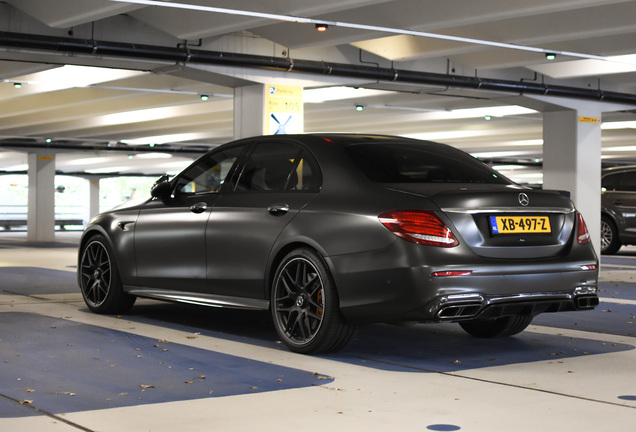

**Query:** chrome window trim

left=442, top=207, right=575, bottom=214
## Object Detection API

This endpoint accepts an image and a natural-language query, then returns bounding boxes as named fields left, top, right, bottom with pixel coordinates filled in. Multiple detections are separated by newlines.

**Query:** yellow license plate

left=489, top=216, right=551, bottom=234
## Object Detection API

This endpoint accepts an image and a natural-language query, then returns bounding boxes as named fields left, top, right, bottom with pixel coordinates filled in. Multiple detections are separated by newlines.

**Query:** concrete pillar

left=543, top=108, right=602, bottom=253
left=233, top=83, right=304, bottom=139
left=87, top=176, right=100, bottom=221
left=27, top=151, right=56, bottom=242
left=514, top=94, right=636, bottom=256
left=234, top=84, right=267, bottom=139
left=76, top=174, right=103, bottom=221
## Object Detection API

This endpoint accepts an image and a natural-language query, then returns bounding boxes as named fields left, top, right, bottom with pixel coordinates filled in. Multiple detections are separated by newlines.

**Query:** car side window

left=175, top=145, right=244, bottom=195
left=619, top=171, right=636, bottom=192
left=236, top=141, right=320, bottom=192
left=601, top=173, right=621, bottom=192
left=601, top=174, right=620, bottom=191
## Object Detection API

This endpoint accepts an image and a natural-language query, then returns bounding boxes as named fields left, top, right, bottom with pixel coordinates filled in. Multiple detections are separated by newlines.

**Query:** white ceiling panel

left=0, top=0, right=635, bottom=178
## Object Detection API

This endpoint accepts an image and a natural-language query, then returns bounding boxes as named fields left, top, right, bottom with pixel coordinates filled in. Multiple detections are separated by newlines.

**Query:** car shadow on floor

left=3, top=264, right=631, bottom=374
left=120, top=301, right=635, bottom=373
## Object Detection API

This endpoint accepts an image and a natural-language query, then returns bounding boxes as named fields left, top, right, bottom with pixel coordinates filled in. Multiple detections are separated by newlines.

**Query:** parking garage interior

left=1, top=1, right=636, bottom=431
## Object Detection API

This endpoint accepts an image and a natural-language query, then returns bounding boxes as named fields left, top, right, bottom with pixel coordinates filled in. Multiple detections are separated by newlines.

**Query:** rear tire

left=79, top=235, right=136, bottom=314
left=601, top=216, right=621, bottom=255
left=459, top=315, right=533, bottom=338
left=271, top=248, right=356, bottom=354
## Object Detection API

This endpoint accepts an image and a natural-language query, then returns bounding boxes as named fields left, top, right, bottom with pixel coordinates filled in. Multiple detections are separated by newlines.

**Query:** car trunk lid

left=386, top=184, right=576, bottom=259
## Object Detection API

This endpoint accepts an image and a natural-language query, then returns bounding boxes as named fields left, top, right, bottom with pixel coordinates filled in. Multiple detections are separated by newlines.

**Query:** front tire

left=79, top=235, right=136, bottom=314
left=271, top=248, right=355, bottom=354
left=459, top=315, right=532, bottom=338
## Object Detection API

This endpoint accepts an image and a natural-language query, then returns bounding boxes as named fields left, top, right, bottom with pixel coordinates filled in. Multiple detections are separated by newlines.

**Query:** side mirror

left=150, top=175, right=172, bottom=199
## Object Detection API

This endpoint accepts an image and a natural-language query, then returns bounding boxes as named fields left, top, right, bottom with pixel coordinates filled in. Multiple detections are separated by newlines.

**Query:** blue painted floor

left=0, top=312, right=333, bottom=418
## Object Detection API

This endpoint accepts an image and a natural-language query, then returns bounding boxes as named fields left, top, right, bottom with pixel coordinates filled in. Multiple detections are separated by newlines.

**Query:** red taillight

left=379, top=210, right=459, bottom=247
left=431, top=270, right=472, bottom=277
left=577, top=212, right=591, bottom=244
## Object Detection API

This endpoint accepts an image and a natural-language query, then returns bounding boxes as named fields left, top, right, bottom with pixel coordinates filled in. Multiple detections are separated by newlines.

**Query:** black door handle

left=268, top=203, right=290, bottom=216
left=189, top=202, right=207, bottom=214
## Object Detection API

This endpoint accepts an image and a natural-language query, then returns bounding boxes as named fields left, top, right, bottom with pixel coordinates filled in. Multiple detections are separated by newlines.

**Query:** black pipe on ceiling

left=0, top=141, right=209, bottom=154
left=2, top=30, right=636, bottom=105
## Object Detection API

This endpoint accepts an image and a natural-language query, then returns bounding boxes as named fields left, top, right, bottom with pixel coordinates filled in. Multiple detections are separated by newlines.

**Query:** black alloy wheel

left=600, top=216, right=621, bottom=255
left=271, top=248, right=355, bottom=354
left=459, top=314, right=533, bottom=338
left=79, top=235, right=135, bottom=314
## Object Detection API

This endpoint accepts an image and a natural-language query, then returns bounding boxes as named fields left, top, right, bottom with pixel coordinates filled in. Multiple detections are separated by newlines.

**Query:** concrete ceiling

left=1, top=0, right=636, bottom=183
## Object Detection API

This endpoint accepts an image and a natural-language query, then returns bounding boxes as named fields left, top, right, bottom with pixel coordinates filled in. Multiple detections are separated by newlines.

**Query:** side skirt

left=124, top=286, right=270, bottom=310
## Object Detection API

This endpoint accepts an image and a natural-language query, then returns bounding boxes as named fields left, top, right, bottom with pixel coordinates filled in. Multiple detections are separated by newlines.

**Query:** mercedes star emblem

left=518, top=193, right=530, bottom=206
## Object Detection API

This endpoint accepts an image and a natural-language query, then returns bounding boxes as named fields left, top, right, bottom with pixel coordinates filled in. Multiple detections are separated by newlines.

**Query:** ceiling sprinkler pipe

left=1, top=30, right=635, bottom=105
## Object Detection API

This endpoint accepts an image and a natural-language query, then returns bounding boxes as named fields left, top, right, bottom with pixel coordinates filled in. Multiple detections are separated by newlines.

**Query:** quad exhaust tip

left=576, top=295, right=599, bottom=309
left=437, top=303, right=482, bottom=319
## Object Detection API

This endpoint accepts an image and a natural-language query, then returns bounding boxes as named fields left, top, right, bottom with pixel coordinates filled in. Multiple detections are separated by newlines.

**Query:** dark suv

left=601, top=166, right=636, bottom=254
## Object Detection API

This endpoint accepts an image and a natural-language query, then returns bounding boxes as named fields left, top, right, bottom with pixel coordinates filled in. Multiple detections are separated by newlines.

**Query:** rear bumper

left=328, top=240, right=599, bottom=324
left=427, top=287, right=599, bottom=322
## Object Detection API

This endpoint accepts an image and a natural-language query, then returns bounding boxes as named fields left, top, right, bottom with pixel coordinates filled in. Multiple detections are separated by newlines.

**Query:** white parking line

left=600, top=297, right=636, bottom=306
left=602, top=263, right=636, bottom=270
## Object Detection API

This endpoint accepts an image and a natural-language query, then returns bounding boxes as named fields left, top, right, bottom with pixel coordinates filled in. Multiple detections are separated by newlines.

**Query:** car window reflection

left=237, top=141, right=320, bottom=192
left=176, top=146, right=244, bottom=195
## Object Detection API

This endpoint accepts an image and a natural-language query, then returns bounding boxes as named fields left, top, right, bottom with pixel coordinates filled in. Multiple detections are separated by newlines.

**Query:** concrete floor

left=0, top=231, right=635, bottom=431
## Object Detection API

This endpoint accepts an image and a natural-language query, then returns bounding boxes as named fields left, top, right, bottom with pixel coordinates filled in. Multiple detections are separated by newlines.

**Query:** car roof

left=602, top=165, right=636, bottom=175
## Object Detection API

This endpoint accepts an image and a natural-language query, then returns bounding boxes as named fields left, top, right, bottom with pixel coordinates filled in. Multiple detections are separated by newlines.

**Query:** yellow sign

left=266, top=84, right=303, bottom=135
left=578, top=116, right=601, bottom=124
left=38, top=156, right=54, bottom=161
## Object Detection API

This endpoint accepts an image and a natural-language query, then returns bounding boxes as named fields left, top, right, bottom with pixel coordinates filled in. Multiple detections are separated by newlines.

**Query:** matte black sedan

left=78, top=134, right=599, bottom=353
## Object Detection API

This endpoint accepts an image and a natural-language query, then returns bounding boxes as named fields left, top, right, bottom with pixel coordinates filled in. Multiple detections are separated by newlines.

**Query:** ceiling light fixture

left=304, top=86, right=394, bottom=103
left=200, top=94, right=209, bottom=101
left=121, top=132, right=209, bottom=145
left=601, top=121, right=636, bottom=130
left=356, top=105, right=364, bottom=111
left=315, top=23, right=329, bottom=32
left=13, top=82, right=22, bottom=88
left=134, top=152, right=173, bottom=159
left=545, top=53, right=557, bottom=60
left=107, top=0, right=609, bottom=61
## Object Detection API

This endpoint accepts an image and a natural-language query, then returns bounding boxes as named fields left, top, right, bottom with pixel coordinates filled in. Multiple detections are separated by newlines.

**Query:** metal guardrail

left=0, top=205, right=85, bottom=231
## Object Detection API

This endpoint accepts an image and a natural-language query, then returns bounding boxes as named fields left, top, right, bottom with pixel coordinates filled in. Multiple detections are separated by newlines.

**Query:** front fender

left=79, top=210, right=139, bottom=286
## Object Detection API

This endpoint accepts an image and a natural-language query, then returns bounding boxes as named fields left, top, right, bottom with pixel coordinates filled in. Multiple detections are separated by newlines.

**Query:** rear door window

left=236, top=141, right=321, bottom=192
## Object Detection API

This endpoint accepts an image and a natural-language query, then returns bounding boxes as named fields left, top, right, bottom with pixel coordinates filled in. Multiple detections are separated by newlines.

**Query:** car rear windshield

left=346, top=142, right=511, bottom=184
